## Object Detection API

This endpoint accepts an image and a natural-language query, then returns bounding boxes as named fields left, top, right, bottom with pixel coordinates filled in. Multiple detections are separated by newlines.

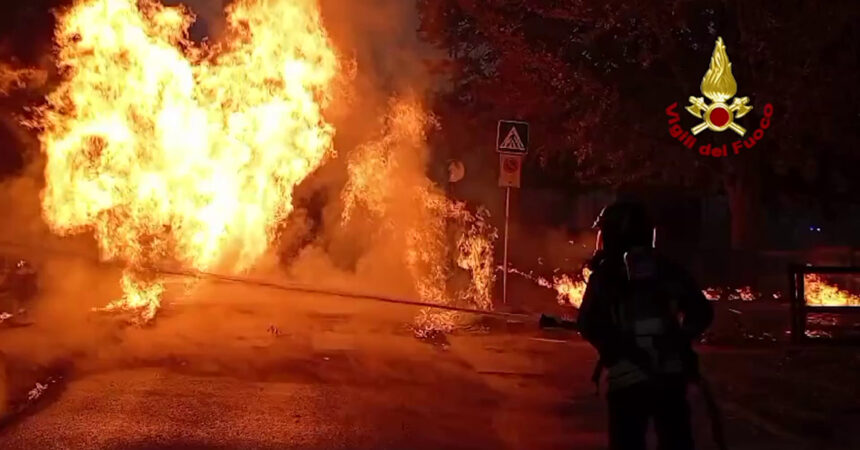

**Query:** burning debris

left=804, top=274, right=860, bottom=307
left=507, top=266, right=591, bottom=308
left=514, top=265, right=799, bottom=311
left=701, top=274, right=860, bottom=307
left=545, top=269, right=591, bottom=308
left=413, top=309, right=457, bottom=340
left=97, top=271, right=164, bottom=324
left=702, top=286, right=759, bottom=302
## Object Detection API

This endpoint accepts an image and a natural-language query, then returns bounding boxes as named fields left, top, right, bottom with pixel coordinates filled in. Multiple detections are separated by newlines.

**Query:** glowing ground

left=2, top=283, right=858, bottom=449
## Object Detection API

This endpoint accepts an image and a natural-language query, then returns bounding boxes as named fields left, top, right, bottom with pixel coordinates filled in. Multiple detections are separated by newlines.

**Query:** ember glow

left=804, top=274, right=860, bottom=307
left=31, top=0, right=339, bottom=320
left=702, top=286, right=757, bottom=301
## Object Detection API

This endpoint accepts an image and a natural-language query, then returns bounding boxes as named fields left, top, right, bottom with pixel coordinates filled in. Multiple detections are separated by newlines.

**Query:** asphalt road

left=0, top=280, right=856, bottom=449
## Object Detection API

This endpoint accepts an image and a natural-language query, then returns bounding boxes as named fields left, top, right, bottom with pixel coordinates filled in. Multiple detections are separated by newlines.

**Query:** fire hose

left=0, top=240, right=533, bottom=322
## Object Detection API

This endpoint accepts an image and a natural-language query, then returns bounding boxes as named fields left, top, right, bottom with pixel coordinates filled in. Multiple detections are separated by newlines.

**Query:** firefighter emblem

left=685, top=37, right=752, bottom=136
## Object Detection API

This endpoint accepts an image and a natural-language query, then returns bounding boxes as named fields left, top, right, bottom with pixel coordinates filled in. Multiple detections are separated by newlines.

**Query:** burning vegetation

left=339, top=97, right=498, bottom=331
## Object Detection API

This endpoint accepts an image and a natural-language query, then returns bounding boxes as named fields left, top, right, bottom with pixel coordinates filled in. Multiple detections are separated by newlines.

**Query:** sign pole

left=502, top=186, right=510, bottom=304
left=495, top=119, right=528, bottom=307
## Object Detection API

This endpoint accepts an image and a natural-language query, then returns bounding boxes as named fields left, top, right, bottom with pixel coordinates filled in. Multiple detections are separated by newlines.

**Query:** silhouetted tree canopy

left=418, top=0, right=859, bottom=247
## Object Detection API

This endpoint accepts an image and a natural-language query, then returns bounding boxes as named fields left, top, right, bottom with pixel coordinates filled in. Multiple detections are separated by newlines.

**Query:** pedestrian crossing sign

left=496, top=120, right=529, bottom=154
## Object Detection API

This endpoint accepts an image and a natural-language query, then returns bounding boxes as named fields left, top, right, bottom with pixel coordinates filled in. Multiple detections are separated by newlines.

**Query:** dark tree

left=418, top=0, right=860, bottom=249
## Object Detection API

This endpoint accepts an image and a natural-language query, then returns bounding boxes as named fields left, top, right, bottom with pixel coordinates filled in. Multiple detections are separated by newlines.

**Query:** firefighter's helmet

left=592, top=201, right=654, bottom=252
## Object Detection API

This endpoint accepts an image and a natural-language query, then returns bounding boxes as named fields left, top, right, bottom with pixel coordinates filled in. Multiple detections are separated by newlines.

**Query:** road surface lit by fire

left=4, top=281, right=858, bottom=449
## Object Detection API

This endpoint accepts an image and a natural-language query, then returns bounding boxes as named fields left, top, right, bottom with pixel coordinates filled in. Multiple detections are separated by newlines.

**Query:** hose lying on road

left=0, top=240, right=534, bottom=322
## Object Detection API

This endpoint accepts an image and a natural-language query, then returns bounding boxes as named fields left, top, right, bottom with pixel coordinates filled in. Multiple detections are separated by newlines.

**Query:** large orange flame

left=33, top=0, right=339, bottom=320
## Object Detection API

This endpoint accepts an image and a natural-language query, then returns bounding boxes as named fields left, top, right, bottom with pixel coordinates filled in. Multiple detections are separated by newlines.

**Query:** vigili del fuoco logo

left=665, top=37, right=773, bottom=157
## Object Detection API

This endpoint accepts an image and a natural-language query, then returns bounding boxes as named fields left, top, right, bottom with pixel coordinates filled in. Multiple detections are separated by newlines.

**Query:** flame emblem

left=685, top=37, right=752, bottom=136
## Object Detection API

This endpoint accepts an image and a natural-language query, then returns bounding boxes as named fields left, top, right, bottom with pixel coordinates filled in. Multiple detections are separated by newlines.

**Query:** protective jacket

left=578, top=247, right=713, bottom=391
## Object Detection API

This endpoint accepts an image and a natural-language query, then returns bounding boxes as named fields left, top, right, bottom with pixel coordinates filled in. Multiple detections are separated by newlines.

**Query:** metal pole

left=797, top=268, right=807, bottom=342
left=503, top=186, right=510, bottom=304
left=788, top=265, right=799, bottom=344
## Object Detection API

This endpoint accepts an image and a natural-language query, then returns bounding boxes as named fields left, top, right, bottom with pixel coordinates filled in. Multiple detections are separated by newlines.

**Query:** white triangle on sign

left=499, top=126, right=526, bottom=151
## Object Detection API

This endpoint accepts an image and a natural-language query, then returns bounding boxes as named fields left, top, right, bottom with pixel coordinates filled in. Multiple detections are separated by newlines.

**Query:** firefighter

left=578, top=200, right=713, bottom=450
